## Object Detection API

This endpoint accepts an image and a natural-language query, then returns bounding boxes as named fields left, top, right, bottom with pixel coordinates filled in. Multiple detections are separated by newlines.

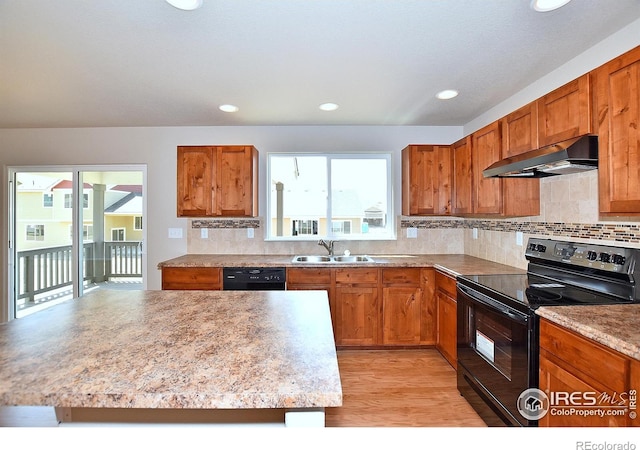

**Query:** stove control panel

left=526, top=238, right=637, bottom=274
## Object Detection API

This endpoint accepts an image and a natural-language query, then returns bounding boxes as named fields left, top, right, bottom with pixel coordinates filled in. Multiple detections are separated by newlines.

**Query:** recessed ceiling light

left=219, top=104, right=239, bottom=113
left=530, top=0, right=572, bottom=12
left=166, top=0, right=203, bottom=11
left=436, top=90, right=459, bottom=100
left=319, top=103, right=339, bottom=111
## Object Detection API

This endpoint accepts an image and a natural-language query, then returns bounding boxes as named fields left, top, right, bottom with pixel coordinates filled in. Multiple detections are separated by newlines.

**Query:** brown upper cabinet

left=177, top=145, right=259, bottom=217
left=402, top=144, right=452, bottom=215
left=472, top=121, right=504, bottom=214
left=471, top=121, right=540, bottom=217
left=501, top=101, right=539, bottom=157
left=502, top=74, right=592, bottom=157
left=451, top=136, right=473, bottom=215
left=592, top=45, right=640, bottom=216
left=537, top=73, right=593, bottom=147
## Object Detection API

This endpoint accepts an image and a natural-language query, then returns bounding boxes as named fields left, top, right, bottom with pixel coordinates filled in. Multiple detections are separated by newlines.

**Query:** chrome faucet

left=318, top=239, right=336, bottom=256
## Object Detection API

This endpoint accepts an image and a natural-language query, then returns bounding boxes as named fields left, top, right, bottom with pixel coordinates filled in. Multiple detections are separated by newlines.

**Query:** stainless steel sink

left=292, top=255, right=332, bottom=263
left=332, top=255, right=374, bottom=262
left=291, top=255, right=375, bottom=263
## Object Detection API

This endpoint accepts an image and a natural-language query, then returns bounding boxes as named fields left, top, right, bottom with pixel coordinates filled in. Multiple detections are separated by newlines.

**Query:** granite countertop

left=536, top=305, right=640, bottom=360
left=157, top=253, right=526, bottom=277
left=0, top=290, right=342, bottom=410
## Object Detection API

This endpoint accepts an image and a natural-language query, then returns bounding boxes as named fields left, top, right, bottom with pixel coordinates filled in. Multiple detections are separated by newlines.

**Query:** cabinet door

left=382, top=286, right=422, bottom=345
left=420, top=268, right=436, bottom=345
left=402, top=145, right=451, bottom=215
left=472, top=121, right=503, bottom=214
left=215, top=146, right=258, bottom=216
left=539, top=351, right=629, bottom=427
left=502, top=101, right=538, bottom=157
left=594, top=46, right=640, bottom=215
left=451, top=136, right=473, bottom=215
left=436, top=288, right=457, bottom=368
left=177, top=146, right=214, bottom=217
left=161, top=267, right=221, bottom=290
left=335, top=285, right=379, bottom=346
left=537, top=73, right=592, bottom=147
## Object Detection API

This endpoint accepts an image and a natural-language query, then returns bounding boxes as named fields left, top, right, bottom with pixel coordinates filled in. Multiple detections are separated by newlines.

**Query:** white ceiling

left=1, top=0, right=639, bottom=128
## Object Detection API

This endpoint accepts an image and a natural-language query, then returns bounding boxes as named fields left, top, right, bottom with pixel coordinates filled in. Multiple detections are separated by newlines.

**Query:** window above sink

left=267, top=153, right=394, bottom=241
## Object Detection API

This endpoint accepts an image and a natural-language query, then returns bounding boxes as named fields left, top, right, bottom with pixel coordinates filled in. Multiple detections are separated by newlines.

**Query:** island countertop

left=157, top=253, right=526, bottom=278
left=0, top=289, right=342, bottom=411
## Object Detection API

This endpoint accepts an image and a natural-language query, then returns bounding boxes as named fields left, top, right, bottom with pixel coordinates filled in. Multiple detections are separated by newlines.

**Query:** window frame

left=266, top=152, right=394, bottom=241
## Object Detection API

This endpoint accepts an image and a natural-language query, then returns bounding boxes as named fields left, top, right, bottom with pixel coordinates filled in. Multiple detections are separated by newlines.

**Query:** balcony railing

left=17, top=241, right=143, bottom=307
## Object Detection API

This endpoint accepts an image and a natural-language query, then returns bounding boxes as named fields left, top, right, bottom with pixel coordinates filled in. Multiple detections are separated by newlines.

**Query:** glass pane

left=80, top=171, right=144, bottom=295
left=14, top=172, right=74, bottom=318
left=270, top=156, right=327, bottom=237
left=330, top=158, right=389, bottom=237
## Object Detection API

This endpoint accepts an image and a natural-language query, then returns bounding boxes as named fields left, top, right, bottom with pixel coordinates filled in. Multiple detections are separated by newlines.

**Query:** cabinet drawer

left=382, top=268, right=421, bottom=285
left=287, top=267, right=332, bottom=285
left=162, top=267, right=221, bottom=290
left=435, top=271, right=457, bottom=296
left=540, top=319, right=628, bottom=392
left=335, top=268, right=378, bottom=284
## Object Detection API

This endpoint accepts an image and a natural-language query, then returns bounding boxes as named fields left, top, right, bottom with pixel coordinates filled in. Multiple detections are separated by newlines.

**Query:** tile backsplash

left=187, top=171, right=640, bottom=270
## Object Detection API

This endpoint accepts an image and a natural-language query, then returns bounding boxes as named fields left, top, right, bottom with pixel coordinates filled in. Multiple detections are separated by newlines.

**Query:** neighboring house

left=16, top=174, right=142, bottom=251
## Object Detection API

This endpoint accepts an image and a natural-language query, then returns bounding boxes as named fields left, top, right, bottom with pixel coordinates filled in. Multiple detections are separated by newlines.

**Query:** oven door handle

left=457, top=284, right=529, bottom=324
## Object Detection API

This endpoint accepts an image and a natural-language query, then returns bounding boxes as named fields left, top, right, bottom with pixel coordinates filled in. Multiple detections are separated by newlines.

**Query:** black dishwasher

left=222, top=267, right=286, bottom=290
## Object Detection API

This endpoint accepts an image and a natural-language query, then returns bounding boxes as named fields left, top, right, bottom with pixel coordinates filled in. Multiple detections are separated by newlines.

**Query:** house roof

left=1, top=1, right=639, bottom=128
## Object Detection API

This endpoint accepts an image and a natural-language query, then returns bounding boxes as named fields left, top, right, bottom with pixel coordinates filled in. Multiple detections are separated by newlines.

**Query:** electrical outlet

left=406, top=227, right=417, bottom=239
left=516, top=231, right=524, bottom=246
left=247, top=228, right=255, bottom=238
left=201, top=228, right=208, bottom=239
left=168, top=228, right=183, bottom=239
left=472, top=228, right=478, bottom=239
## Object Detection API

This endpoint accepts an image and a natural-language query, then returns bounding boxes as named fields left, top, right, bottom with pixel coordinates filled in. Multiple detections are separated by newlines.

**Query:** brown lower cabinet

left=161, top=267, right=222, bottom=290
left=435, top=271, right=457, bottom=368
left=539, top=318, right=639, bottom=427
left=287, top=266, right=437, bottom=348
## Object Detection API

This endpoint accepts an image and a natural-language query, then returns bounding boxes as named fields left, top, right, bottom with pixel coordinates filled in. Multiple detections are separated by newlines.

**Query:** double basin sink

left=292, top=255, right=375, bottom=263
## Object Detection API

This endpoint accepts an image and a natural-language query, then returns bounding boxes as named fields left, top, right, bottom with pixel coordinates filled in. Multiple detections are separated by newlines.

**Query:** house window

left=43, top=193, right=53, bottom=208
left=268, top=153, right=393, bottom=240
left=64, top=193, right=89, bottom=208
left=26, top=224, right=45, bottom=241
left=331, top=220, right=352, bottom=235
left=292, top=219, right=318, bottom=236
left=111, top=228, right=125, bottom=241
left=134, top=216, right=143, bottom=231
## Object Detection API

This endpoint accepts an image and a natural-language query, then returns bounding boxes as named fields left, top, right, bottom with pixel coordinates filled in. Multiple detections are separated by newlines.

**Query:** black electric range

left=456, top=238, right=640, bottom=427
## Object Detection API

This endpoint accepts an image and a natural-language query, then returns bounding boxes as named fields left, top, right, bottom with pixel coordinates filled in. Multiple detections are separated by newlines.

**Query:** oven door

left=456, top=283, right=537, bottom=426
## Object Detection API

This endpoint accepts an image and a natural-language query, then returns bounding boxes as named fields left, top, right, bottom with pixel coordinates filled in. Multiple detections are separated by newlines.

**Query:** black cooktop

left=457, top=273, right=633, bottom=313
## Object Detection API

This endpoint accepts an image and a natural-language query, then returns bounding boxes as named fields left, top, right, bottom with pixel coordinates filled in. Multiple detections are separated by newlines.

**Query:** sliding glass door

left=9, top=166, right=145, bottom=319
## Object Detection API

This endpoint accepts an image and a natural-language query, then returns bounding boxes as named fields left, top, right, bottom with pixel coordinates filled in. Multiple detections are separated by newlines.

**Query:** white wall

left=0, top=125, right=461, bottom=317
left=464, top=17, right=640, bottom=135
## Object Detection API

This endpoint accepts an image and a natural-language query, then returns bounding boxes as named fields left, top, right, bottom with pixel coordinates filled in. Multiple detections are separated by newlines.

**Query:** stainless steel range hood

left=483, top=135, right=598, bottom=178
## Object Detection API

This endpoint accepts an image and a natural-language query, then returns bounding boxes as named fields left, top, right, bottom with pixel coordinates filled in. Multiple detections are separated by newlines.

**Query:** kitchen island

left=0, top=289, right=342, bottom=427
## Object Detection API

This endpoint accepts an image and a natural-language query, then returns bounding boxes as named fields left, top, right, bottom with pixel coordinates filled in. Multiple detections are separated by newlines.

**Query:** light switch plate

left=406, top=227, right=417, bottom=239
left=247, top=228, right=255, bottom=238
left=472, top=228, right=478, bottom=239
left=168, top=228, right=183, bottom=239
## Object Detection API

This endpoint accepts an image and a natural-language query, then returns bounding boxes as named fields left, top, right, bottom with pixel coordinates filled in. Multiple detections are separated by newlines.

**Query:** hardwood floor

left=326, top=348, right=486, bottom=427
left=0, top=349, right=486, bottom=427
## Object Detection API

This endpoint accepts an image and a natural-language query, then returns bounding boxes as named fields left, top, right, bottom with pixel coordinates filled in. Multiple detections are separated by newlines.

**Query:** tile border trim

left=191, top=218, right=261, bottom=229
left=401, top=217, right=640, bottom=243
